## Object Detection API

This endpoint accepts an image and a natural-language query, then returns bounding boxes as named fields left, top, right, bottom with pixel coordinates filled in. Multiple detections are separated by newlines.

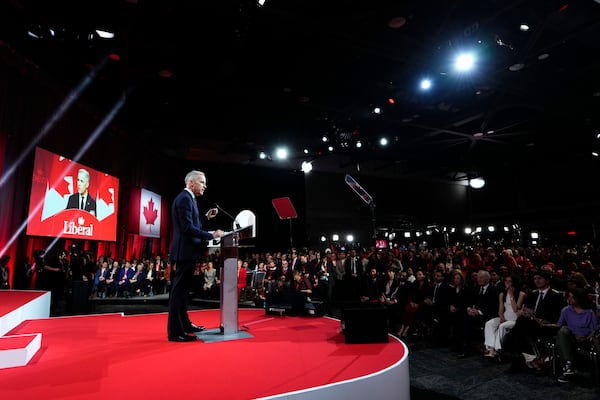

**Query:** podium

left=219, top=225, right=254, bottom=335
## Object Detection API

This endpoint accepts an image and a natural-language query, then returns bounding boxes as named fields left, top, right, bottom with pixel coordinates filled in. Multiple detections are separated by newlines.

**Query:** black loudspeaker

left=341, top=302, right=389, bottom=344
left=67, top=280, right=89, bottom=315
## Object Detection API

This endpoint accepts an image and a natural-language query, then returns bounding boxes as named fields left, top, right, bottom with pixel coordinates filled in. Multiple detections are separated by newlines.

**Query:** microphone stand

left=215, top=203, right=241, bottom=230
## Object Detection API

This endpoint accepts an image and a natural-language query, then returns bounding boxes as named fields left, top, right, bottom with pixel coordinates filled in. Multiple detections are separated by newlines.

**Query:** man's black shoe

left=168, top=335, right=198, bottom=342
left=187, top=324, right=205, bottom=332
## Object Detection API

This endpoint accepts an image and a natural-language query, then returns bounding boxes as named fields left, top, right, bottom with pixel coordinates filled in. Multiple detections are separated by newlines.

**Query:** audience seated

left=93, top=261, right=111, bottom=298
left=202, top=260, right=220, bottom=299
left=483, top=273, right=527, bottom=359
left=129, top=262, right=146, bottom=296
left=291, top=269, right=313, bottom=315
left=116, top=260, right=135, bottom=297
left=421, top=267, right=452, bottom=344
left=29, top=243, right=600, bottom=386
left=398, top=269, right=430, bottom=338
left=456, top=269, right=499, bottom=358
left=360, top=266, right=383, bottom=303
left=448, top=269, right=473, bottom=351
left=380, top=267, right=402, bottom=334
left=553, top=288, right=598, bottom=383
left=502, top=269, right=566, bottom=372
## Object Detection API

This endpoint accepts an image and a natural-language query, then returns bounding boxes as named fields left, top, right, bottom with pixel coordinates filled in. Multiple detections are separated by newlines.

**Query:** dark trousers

left=167, top=260, right=195, bottom=337
left=503, top=316, right=559, bottom=364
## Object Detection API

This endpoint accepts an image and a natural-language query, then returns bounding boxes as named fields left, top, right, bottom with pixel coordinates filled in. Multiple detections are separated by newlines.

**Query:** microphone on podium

left=214, top=203, right=241, bottom=230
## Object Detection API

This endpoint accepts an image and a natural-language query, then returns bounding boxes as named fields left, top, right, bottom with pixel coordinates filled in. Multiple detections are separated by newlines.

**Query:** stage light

left=469, top=177, right=485, bottom=189
left=531, top=232, right=539, bottom=239
left=455, top=53, right=475, bottom=71
left=320, top=235, right=327, bottom=242
left=275, top=147, right=287, bottom=159
left=258, top=151, right=267, bottom=159
left=464, top=227, right=472, bottom=235
left=420, top=78, right=432, bottom=90
left=301, top=161, right=313, bottom=173
left=95, top=29, right=115, bottom=39
left=404, top=232, right=411, bottom=238
left=487, top=225, right=495, bottom=232
left=355, top=141, right=362, bottom=148
left=379, top=137, right=389, bottom=146
left=332, top=234, right=339, bottom=241
left=346, top=234, right=354, bottom=242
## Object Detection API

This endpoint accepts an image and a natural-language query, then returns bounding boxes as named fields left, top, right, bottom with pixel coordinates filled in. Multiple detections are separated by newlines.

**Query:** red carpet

left=1, top=308, right=406, bottom=400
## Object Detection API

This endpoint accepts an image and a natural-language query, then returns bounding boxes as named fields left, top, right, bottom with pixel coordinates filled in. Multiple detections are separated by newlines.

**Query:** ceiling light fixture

left=509, top=63, right=525, bottom=71
left=455, top=53, right=475, bottom=71
left=301, top=161, right=313, bottom=173
left=468, top=177, right=486, bottom=189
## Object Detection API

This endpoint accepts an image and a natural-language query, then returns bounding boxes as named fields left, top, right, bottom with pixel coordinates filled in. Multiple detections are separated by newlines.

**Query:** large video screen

left=26, top=147, right=120, bottom=241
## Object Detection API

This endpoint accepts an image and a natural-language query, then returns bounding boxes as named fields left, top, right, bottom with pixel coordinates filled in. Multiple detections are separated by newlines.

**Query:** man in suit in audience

left=502, top=269, right=565, bottom=372
left=422, top=267, right=453, bottom=344
left=456, top=269, right=499, bottom=358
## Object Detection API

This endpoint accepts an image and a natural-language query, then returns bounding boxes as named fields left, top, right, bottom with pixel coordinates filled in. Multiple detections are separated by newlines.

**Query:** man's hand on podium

left=212, top=229, right=225, bottom=239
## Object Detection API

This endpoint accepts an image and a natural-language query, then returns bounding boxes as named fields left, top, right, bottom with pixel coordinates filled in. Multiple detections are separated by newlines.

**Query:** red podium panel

left=272, top=197, right=297, bottom=219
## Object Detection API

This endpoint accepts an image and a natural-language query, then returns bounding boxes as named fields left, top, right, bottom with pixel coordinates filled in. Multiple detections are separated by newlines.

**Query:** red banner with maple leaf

left=139, top=188, right=161, bottom=238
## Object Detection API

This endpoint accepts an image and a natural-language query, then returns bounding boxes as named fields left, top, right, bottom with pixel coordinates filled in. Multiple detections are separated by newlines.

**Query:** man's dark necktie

left=534, top=291, right=543, bottom=312
left=80, top=196, right=85, bottom=210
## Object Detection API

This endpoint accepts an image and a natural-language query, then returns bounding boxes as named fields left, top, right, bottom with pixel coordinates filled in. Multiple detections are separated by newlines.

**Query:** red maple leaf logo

left=98, top=186, right=113, bottom=205
left=143, top=197, right=159, bottom=225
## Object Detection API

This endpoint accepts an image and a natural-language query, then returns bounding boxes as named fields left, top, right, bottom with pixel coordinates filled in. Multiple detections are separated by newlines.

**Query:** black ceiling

left=2, top=0, right=600, bottom=181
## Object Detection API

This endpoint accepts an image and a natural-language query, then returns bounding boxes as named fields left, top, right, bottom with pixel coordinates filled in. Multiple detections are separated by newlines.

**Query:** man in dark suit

left=167, top=170, right=224, bottom=342
left=422, top=268, right=453, bottom=344
left=457, top=269, right=499, bottom=357
left=65, top=168, right=97, bottom=216
left=345, top=248, right=364, bottom=301
left=502, top=269, right=565, bottom=372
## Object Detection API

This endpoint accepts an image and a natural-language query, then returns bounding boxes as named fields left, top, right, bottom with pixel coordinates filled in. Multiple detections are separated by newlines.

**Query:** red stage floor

left=1, top=303, right=408, bottom=400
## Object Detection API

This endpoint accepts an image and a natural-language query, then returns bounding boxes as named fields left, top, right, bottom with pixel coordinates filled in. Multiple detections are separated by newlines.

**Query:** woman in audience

left=203, top=260, right=219, bottom=299
left=483, top=273, right=526, bottom=358
left=398, top=269, right=429, bottom=337
left=448, top=269, right=472, bottom=350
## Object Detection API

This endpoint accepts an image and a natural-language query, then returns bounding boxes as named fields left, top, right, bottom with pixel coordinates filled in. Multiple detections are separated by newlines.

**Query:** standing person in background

left=0, top=255, right=10, bottom=289
left=12, top=256, right=33, bottom=289
left=167, top=170, right=224, bottom=342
